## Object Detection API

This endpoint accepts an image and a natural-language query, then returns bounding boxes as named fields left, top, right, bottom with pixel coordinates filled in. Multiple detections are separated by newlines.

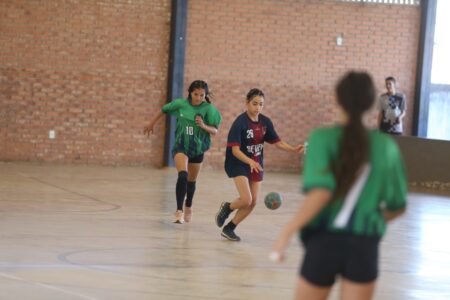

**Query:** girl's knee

left=239, top=196, right=252, bottom=207
left=243, top=198, right=257, bottom=209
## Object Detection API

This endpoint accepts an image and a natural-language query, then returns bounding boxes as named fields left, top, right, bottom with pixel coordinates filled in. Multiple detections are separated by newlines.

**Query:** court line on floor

left=0, top=272, right=99, bottom=300
left=17, top=173, right=121, bottom=212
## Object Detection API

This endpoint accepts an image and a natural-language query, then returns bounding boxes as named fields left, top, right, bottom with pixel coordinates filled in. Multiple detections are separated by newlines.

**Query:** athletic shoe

left=215, top=202, right=232, bottom=227
left=221, top=227, right=241, bottom=241
left=174, top=210, right=184, bottom=224
left=184, top=206, right=193, bottom=223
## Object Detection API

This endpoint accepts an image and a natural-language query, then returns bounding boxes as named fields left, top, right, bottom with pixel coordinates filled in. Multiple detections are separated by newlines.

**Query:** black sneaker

left=215, top=202, right=232, bottom=227
left=221, top=227, right=241, bottom=241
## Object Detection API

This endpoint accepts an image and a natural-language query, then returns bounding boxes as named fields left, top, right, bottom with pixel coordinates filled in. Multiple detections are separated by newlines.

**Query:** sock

left=175, top=171, right=188, bottom=211
left=185, top=181, right=196, bottom=207
left=224, top=221, right=237, bottom=231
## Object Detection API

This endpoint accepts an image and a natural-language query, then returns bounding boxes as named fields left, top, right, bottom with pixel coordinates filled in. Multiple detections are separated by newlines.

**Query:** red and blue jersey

left=224, top=112, right=280, bottom=181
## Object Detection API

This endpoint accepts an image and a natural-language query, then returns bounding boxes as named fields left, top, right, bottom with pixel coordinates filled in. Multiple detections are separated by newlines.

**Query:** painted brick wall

left=185, top=0, right=420, bottom=171
left=1, top=0, right=420, bottom=171
left=0, top=0, right=170, bottom=166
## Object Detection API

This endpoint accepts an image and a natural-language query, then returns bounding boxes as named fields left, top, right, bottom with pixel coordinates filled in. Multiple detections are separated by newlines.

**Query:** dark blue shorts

left=224, top=161, right=263, bottom=182
left=300, top=232, right=380, bottom=286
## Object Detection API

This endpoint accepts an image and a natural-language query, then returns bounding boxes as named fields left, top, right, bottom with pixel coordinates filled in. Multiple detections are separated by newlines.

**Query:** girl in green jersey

left=144, top=80, right=222, bottom=224
left=272, top=72, right=407, bottom=300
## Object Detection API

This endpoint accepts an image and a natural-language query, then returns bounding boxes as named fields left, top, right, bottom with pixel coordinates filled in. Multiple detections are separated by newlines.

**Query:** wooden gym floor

left=0, top=162, right=449, bottom=299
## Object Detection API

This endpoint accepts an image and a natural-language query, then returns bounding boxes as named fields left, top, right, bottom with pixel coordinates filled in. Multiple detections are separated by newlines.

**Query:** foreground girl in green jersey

left=272, top=71, right=407, bottom=300
left=144, top=80, right=222, bottom=224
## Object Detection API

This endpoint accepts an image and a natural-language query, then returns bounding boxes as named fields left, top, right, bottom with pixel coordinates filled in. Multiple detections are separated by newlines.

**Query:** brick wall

left=1, top=0, right=420, bottom=170
left=0, top=0, right=170, bottom=166
left=185, top=0, right=420, bottom=171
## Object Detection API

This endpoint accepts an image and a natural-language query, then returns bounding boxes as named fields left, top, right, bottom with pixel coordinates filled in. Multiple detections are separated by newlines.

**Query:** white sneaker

left=184, top=206, right=193, bottom=223
left=174, top=210, right=184, bottom=224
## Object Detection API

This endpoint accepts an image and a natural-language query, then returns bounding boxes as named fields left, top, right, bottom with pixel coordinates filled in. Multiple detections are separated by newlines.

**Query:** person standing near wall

left=377, top=76, right=407, bottom=135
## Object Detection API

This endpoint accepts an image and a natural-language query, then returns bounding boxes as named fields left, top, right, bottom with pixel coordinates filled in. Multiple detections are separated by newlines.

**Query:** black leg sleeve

left=175, top=171, right=188, bottom=211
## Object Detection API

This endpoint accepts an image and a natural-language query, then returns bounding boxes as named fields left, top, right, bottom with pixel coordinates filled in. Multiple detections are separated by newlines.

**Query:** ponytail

left=334, top=71, right=375, bottom=198
left=333, top=113, right=369, bottom=198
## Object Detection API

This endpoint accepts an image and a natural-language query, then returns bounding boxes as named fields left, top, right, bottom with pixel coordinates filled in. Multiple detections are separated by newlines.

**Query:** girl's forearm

left=200, top=124, right=218, bottom=135
left=232, top=147, right=254, bottom=165
left=383, top=207, right=405, bottom=221
left=150, top=111, right=164, bottom=126
left=288, top=189, right=332, bottom=230
left=273, top=189, right=331, bottom=253
left=276, top=141, right=295, bottom=152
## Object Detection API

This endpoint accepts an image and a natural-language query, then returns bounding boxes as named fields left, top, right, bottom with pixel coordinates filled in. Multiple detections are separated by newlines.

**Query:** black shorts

left=300, top=232, right=380, bottom=286
left=188, top=153, right=204, bottom=164
left=173, top=151, right=204, bottom=164
left=224, top=161, right=263, bottom=182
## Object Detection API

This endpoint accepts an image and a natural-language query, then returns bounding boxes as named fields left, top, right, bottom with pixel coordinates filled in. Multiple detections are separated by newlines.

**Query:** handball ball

left=264, top=192, right=282, bottom=210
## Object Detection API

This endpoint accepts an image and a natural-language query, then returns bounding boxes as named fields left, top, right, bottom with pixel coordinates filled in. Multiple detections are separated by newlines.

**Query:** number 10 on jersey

left=186, top=126, right=194, bottom=135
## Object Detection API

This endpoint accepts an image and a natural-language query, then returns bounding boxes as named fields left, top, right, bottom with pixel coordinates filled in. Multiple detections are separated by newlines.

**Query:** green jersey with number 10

left=162, top=98, right=222, bottom=158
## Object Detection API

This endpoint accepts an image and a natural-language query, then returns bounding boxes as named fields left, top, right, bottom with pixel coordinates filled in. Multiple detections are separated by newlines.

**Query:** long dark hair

left=333, top=71, right=375, bottom=198
left=187, top=80, right=211, bottom=103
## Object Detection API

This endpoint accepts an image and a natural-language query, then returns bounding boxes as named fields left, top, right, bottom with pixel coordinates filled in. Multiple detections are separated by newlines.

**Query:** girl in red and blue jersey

left=215, top=88, right=304, bottom=241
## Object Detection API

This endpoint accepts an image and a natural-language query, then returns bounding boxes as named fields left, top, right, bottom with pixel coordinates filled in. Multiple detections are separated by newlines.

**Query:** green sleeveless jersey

left=162, top=98, right=222, bottom=158
left=301, top=126, right=407, bottom=240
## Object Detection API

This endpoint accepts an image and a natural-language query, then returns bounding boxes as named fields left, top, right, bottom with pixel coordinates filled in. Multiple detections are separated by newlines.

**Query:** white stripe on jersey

left=333, top=163, right=371, bottom=228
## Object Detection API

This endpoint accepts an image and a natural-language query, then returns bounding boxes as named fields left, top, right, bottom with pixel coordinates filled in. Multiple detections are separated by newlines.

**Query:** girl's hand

left=294, top=144, right=305, bottom=154
left=144, top=111, right=164, bottom=137
left=270, top=232, right=290, bottom=263
left=143, top=123, right=155, bottom=136
left=269, top=251, right=286, bottom=263
left=275, top=141, right=305, bottom=154
left=269, top=251, right=284, bottom=263
left=270, top=241, right=287, bottom=263
left=249, top=160, right=263, bottom=173
left=195, top=115, right=205, bottom=129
